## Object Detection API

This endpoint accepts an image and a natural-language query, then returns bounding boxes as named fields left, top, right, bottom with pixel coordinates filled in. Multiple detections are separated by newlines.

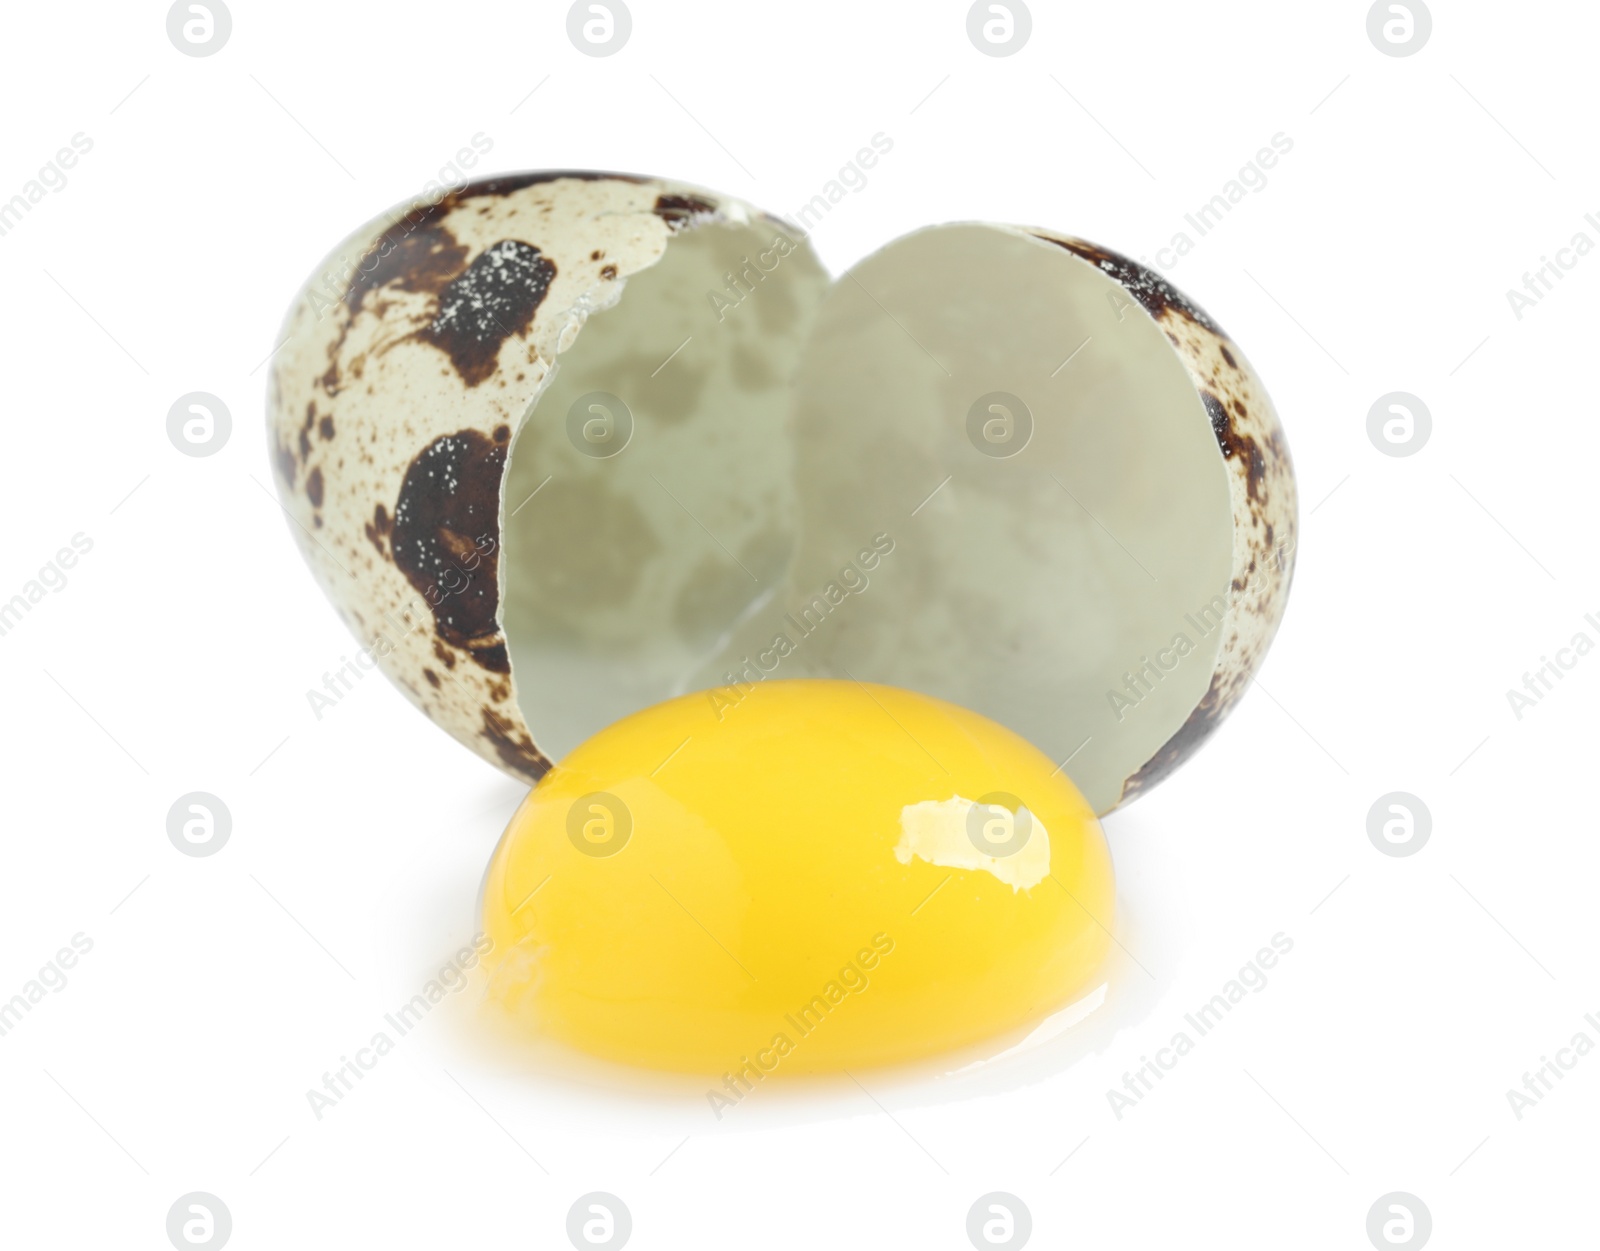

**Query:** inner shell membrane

left=504, top=222, right=1234, bottom=813
left=500, top=221, right=829, bottom=754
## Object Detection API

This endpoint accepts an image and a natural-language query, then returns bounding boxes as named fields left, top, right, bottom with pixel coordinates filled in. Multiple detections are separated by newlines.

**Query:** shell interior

left=503, top=222, right=1236, bottom=813
left=500, top=222, right=828, bottom=747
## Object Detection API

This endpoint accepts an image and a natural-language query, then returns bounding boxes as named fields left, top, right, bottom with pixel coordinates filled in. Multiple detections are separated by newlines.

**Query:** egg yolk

left=479, top=679, right=1114, bottom=1074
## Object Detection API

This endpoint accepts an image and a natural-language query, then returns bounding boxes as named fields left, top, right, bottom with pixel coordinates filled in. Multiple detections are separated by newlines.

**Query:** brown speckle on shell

left=390, top=429, right=506, bottom=666
left=346, top=217, right=469, bottom=313
left=1201, top=390, right=1268, bottom=503
left=470, top=640, right=511, bottom=674
left=416, top=240, right=555, bottom=387
left=447, top=171, right=648, bottom=203
left=272, top=437, right=297, bottom=486
left=1118, top=676, right=1227, bottom=802
left=481, top=706, right=551, bottom=782
left=364, top=502, right=391, bottom=558
left=1036, top=234, right=1225, bottom=338
left=653, top=193, right=720, bottom=231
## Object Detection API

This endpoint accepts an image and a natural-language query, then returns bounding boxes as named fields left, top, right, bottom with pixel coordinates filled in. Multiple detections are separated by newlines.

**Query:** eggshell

left=266, top=173, right=1296, bottom=811
left=1028, top=233, right=1297, bottom=806
left=266, top=173, right=753, bottom=781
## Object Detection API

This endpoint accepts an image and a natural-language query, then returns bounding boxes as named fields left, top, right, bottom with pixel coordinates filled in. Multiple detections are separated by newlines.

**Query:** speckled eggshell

left=266, top=173, right=743, bottom=783
left=1029, top=232, right=1299, bottom=809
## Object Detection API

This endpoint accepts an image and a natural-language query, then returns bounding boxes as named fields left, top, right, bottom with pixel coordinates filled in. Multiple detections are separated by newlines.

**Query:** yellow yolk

left=479, top=679, right=1114, bottom=1074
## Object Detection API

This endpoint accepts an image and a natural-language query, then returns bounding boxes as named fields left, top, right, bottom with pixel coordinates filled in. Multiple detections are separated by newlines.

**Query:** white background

left=1, top=1, right=1595, bottom=1247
